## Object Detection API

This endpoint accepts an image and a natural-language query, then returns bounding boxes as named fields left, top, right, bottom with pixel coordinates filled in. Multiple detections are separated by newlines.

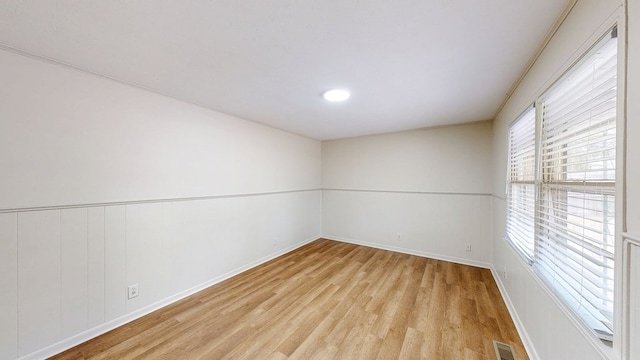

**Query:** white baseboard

left=19, top=235, right=320, bottom=360
left=489, top=266, right=540, bottom=360
left=322, top=235, right=492, bottom=269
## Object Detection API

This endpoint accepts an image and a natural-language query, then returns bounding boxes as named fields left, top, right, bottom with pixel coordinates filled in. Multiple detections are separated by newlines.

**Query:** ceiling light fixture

left=323, top=89, right=350, bottom=102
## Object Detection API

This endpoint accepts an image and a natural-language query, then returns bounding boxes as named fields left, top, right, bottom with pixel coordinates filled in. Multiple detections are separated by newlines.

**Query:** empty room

left=1, top=0, right=639, bottom=359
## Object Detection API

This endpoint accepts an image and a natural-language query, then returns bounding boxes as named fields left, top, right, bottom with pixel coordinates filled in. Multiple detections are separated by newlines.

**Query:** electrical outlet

left=128, top=284, right=139, bottom=299
left=273, top=237, right=278, bottom=246
left=465, top=244, right=471, bottom=252
left=396, top=233, right=402, bottom=241
left=503, top=266, right=508, bottom=280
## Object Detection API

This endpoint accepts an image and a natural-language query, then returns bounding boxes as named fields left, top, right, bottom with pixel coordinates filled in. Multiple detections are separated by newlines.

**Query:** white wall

left=626, top=1, right=640, bottom=237
left=322, top=122, right=493, bottom=267
left=0, top=49, right=322, bottom=359
left=623, top=0, right=640, bottom=358
left=491, top=0, right=622, bottom=359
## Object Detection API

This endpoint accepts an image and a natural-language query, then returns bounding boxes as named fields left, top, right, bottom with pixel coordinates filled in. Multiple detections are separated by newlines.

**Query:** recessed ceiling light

left=323, top=89, right=350, bottom=102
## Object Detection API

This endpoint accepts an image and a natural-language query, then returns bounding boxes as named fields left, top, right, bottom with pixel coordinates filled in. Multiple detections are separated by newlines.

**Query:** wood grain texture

left=50, top=239, right=528, bottom=360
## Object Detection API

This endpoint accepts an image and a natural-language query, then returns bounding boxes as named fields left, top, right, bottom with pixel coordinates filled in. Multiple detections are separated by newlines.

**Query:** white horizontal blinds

left=537, top=31, right=617, bottom=339
left=506, top=107, right=536, bottom=260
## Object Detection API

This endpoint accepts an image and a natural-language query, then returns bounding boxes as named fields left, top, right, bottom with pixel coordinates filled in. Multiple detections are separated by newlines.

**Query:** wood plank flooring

left=50, top=239, right=528, bottom=360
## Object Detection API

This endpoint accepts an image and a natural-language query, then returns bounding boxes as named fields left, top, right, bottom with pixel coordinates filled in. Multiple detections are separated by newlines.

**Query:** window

left=507, top=107, right=536, bottom=261
left=506, top=29, right=617, bottom=341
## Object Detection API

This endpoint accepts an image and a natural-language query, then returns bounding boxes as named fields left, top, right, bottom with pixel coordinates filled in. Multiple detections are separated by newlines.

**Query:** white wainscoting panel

left=18, top=210, right=62, bottom=355
left=1, top=190, right=320, bottom=359
left=322, top=190, right=492, bottom=266
left=125, top=204, right=141, bottom=313
left=104, top=206, right=127, bottom=323
left=87, top=207, right=105, bottom=328
left=60, top=208, right=89, bottom=338
left=0, top=213, right=18, bottom=359
left=623, top=234, right=640, bottom=360
left=138, top=203, right=170, bottom=306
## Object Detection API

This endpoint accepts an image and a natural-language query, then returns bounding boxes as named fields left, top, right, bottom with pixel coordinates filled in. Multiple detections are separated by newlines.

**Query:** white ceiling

left=0, top=1, right=568, bottom=140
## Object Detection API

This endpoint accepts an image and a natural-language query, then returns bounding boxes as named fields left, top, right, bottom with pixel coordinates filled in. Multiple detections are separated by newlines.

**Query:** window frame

left=505, top=27, right=618, bottom=342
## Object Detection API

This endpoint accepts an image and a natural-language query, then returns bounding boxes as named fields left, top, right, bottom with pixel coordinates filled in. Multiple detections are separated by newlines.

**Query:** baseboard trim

left=490, top=267, right=540, bottom=360
left=19, top=235, right=320, bottom=360
left=323, top=235, right=492, bottom=269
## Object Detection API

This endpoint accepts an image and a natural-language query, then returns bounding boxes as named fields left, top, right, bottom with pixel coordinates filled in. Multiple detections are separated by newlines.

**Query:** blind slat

left=506, top=30, right=617, bottom=341
left=537, top=32, right=616, bottom=338
left=506, top=107, right=536, bottom=260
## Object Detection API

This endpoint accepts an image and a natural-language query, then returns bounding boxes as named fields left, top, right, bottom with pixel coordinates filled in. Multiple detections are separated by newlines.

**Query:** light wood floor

left=50, top=239, right=528, bottom=360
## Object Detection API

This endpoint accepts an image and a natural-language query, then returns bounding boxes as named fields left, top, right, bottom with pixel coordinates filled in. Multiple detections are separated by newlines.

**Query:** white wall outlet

left=503, top=266, right=508, bottom=280
left=465, top=244, right=471, bottom=252
left=128, top=284, right=139, bottom=299
left=396, top=233, right=402, bottom=241
left=273, top=237, right=278, bottom=246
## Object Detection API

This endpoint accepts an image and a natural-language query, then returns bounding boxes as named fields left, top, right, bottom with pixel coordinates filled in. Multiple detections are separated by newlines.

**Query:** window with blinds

left=505, top=29, right=617, bottom=341
left=538, top=30, right=617, bottom=340
left=506, top=107, right=536, bottom=261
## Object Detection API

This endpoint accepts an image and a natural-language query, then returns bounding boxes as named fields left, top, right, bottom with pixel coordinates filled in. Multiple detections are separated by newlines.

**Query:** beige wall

left=0, top=50, right=320, bottom=210
left=623, top=0, right=640, bottom=358
left=322, top=122, right=493, bottom=266
left=323, top=122, right=492, bottom=194
left=626, top=1, right=640, bottom=234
